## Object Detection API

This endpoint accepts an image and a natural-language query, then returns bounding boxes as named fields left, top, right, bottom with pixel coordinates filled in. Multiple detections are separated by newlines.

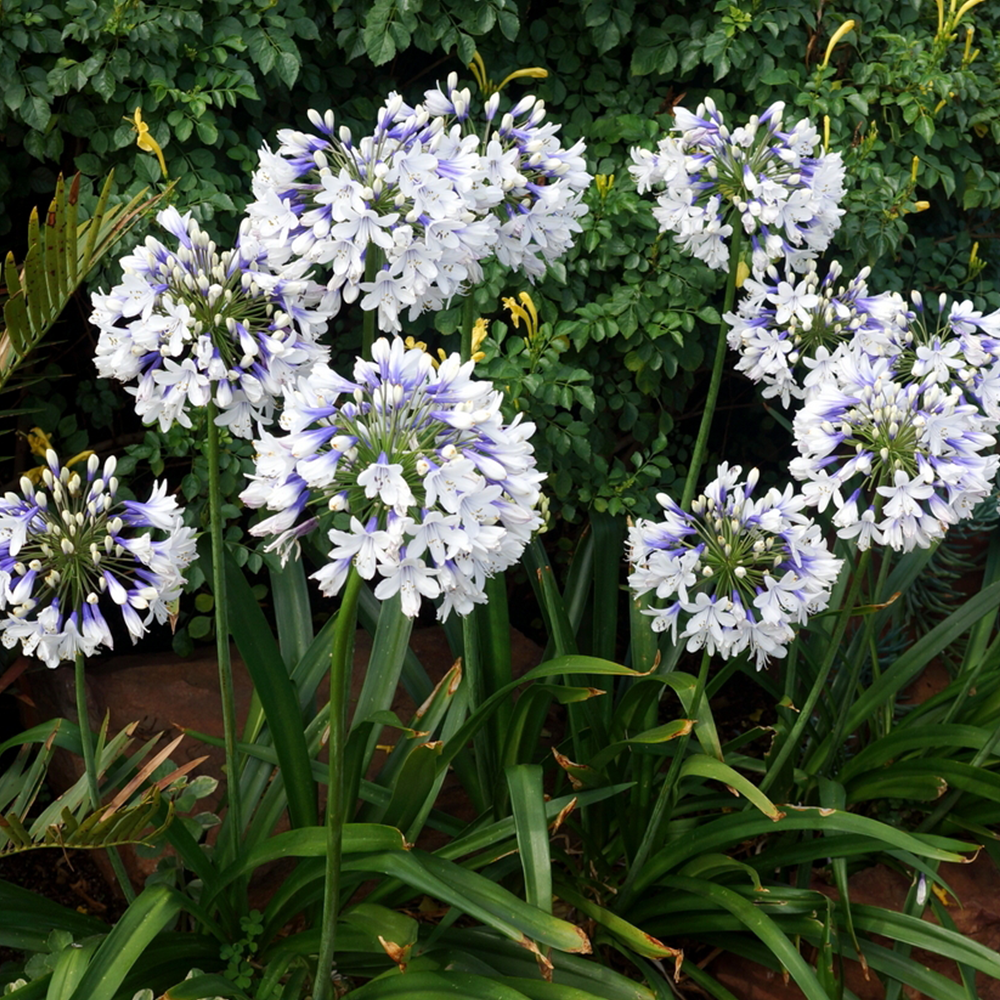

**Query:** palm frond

left=0, top=171, right=174, bottom=393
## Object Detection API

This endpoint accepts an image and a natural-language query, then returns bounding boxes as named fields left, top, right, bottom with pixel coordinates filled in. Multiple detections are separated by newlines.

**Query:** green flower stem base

left=206, top=402, right=243, bottom=863
left=680, top=229, right=744, bottom=511
left=759, top=547, right=873, bottom=795
left=315, top=567, right=363, bottom=1000
left=74, top=652, right=135, bottom=903
left=361, top=248, right=384, bottom=361
left=616, top=648, right=712, bottom=912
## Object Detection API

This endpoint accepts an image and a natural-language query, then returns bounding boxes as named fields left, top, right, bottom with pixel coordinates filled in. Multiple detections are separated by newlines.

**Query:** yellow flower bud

left=470, top=317, right=490, bottom=358
left=496, top=67, right=549, bottom=92
left=914, top=201, right=931, bottom=212
left=820, top=19, right=856, bottom=69
left=911, top=156, right=920, bottom=182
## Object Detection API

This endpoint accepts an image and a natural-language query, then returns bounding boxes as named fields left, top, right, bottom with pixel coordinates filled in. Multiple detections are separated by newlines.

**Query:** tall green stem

left=759, top=547, right=872, bottom=795
left=206, top=402, right=242, bottom=861
left=74, top=652, right=135, bottom=902
left=361, top=248, right=384, bottom=361
left=315, top=567, right=363, bottom=1000
left=617, top=648, right=712, bottom=912
left=680, top=230, right=744, bottom=511
left=810, top=551, right=893, bottom=775
left=460, top=293, right=478, bottom=363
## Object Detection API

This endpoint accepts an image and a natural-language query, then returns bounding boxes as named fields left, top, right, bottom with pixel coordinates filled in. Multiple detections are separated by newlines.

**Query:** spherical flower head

left=242, top=337, right=546, bottom=619
left=791, top=346, right=1000, bottom=551
left=725, top=260, right=907, bottom=406
left=627, top=463, right=842, bottom=668
left=244, top=79, right=590, bottom=328
left=90, top=207, right=333, bottom=437
left=0, top=451, right=196, bottom=668
left=629, top=98, right=845, bottom=276
left=866, top=290, right=1000, bottom=423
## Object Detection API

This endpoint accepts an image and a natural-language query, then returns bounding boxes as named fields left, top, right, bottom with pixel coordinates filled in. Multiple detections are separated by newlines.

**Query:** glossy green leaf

left=556, top=883, right=679, bottom=961
left=344, top=850, right=591, bottom=955
left=848, top=758, right=1000, bottom=806
left=217, top=546, right=317, bottom=831
left=848, top=904, right=1000, bottom=978
left=588, top=718, right=693, bottom=772
left=680, top=755, right=783, bottom=820
left=348, top=970, right=534, bottom=999
left=66, top=885, right=181, bottom=1000
left=507, top=764, right=553, bottom=913
left=838, top=724, right=990, bottom=783
left=654, top=876, right=829, bottom=1000
left=633, top=809, right=974, bottom=896
left=204, top=824, right=407, bottom=906
left=45, top=936, right=100, bottom=1000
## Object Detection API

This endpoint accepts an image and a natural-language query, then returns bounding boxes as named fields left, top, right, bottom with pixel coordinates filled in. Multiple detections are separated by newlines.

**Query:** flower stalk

left=680, top=227, right=743, bottom=510
left=314, top=566, right=363, bottom=1000
left=206, top=402, right=243, bottom=861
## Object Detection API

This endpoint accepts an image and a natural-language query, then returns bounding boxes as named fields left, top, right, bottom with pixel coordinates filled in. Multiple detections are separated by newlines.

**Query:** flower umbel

left=629, top=98, right=845, bottom=276
left=790, top=346, right=999, bottom=550
left=243, top=338, right=545, bottom=619
left=627, top=463, right=842, bottom=667
left=0, top=451, right=196, bottom=668
left=244, top=77, right=590, bottom=330
left=725, top=260, right=907, bottom=406
left=91, top=207, right=334, bottom=438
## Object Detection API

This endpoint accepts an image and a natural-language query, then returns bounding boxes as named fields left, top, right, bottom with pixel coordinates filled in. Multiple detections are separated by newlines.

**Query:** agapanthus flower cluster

left=0, top=452, right=196, bottom=668
left=627, top=463, right=842, bottom=667
left=91, top=207, right=334, bottom=438
left=244, top=75, right=590, bottom=330
left=416, top=74, right=591, bottom=279
left=790, top=346, right=999, bottom=551
left=725, top=260, right=907, bottom=406
left=629, top=98, right=845, bottom=276
left=241, top=338, right=545, bottom=619
left=862, top=290, right=1000, bottom=422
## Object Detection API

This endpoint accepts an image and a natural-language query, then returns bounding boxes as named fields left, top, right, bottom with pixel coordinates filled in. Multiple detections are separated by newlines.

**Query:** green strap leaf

left=654, top=876, right=830, bottom=1000
left=680, top=754, right=783, bottom=820
left=66, top=885, right=181, bottom=1000
left=507, top=764, right=553, bottom=914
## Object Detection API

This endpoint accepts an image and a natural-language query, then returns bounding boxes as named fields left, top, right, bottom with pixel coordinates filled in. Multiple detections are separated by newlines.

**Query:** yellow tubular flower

left=595, top=174, right=615, bottom=198
left=735, top=260, right=750, bottom=289
left=468, top=52, right=489, bottom=92
left=954, top=0, right=985, bottom=27
left=911, top=156, right=920, bottom=182
left=823, top=116, right=830, bottom=154
left=125, top=107, right=168, bottom=179
left=914, top=201, right=931, bottom=212
left=22, top=429, right=94, bottom=483
left=503, top=292, right=540, bottom=339
left=470, top=317, right=490, bottom=360
left=496, top=66, right=548, bottom=92
left=820, top=19, right=856, bottom=70
left=25, top=426, right=53, bottom=458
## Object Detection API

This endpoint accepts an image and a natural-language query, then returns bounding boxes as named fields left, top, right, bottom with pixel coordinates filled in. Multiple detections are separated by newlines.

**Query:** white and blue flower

left=627, top=463, right=842, bottom=667
left=630, top=98, right=845, bottom=276
left=242, top=338, right=545, bottom=619
left=91, top=208, right=334, bottom=437
left=0, top=452, right=196, bottom=668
